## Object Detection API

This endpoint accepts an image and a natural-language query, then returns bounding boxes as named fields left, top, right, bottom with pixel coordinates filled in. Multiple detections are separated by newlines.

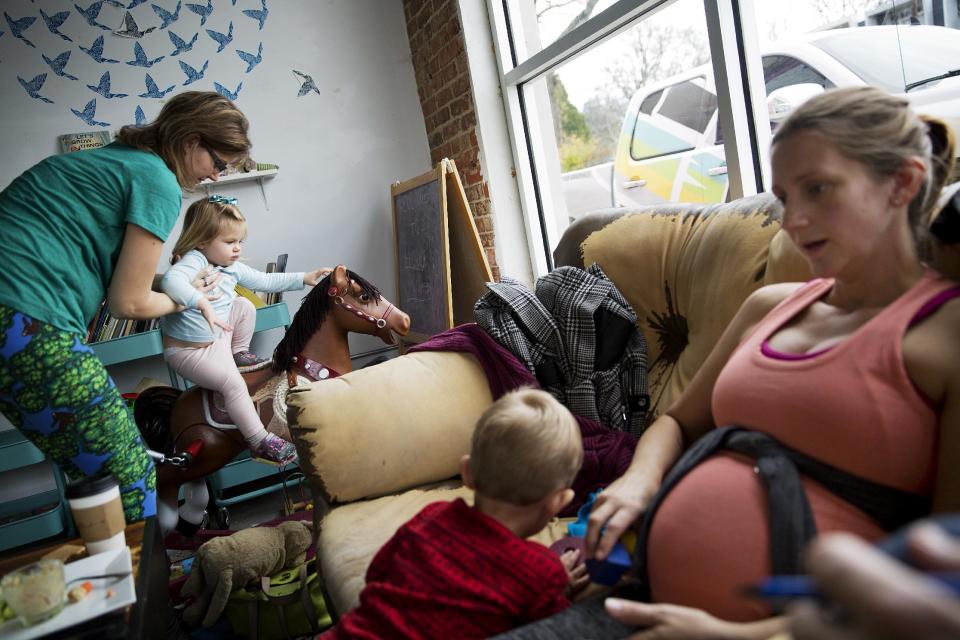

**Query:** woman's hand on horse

left=197, top=298, right=233, bottom=333
left=585, top=470, right=657, bottom=561
left=192, top=266, right=222, bottom=299
left=303, top=267, right=334, bottom=286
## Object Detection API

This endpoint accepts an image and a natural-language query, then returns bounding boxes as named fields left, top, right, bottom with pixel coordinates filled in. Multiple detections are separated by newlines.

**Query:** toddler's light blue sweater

left=160, top=249, right=304, bottom=342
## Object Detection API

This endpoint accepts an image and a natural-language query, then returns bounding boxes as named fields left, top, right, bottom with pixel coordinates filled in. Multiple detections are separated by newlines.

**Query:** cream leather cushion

left=582, top=194, right=809, bottom=417
left=286, top=351, right=493, bottom=503
left=319, top=480, right=572, bottom=614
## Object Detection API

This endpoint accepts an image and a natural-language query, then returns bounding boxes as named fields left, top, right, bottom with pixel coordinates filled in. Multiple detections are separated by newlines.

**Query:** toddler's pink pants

left=164, top=297, right=264, bottom=441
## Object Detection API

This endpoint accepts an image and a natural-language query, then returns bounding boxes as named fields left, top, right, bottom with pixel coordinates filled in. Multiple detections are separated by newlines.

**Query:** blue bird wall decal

left=167, top=29, right=197, bottom=56
left=127, top=41, right=164, bottom=67
left=87, top=71, right=129, bottom=98
left=139, top=72, right=174, bottom=98
left=178, top=58, right=208, bottom=85
left=135, top=104, right=146, bottom=125
left=5, top=12, right=37, bottom=48
left=205, top=20, right=232, bottom=52
left=42, top=50, right=79, bottom=80
left=292, top=69, right=320, bottom=97
left=236, top=42, right=262, bottom=73
left=71, top=98, right=110, bottom=126
left=151, top=1, right=181, bottom=29
left=40, top=9, right=73, bottom=42
left=242, top=0, right=267, bottom=31
left=115, top=10, right=156, bottom=38
left=214, top=80, right=241, bottom=100
left=18, top=73, right=54, bottom=103
left=80, top=34, right=120, bottom=63
left=74, top=2, right=112, bottom=30
left=185, top=0, right=212, bottom=26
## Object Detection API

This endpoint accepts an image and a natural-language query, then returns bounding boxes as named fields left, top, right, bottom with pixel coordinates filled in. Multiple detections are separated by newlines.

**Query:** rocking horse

left=134, top=265, right=410, bottom=533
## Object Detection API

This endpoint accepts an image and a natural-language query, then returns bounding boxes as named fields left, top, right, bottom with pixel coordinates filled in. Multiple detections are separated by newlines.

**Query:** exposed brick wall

left=403, top=0, right=500, bottom=280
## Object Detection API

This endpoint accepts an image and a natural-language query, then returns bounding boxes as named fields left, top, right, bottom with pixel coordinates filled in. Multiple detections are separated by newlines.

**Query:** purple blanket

left=410, top=324, right=638, bottom=516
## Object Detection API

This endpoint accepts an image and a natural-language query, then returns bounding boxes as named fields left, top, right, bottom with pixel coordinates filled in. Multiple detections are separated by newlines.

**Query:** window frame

left=485, top=0, right=772, bottom=277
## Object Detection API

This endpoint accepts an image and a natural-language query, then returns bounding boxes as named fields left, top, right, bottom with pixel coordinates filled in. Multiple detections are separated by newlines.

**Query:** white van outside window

left=566, top=25, right=960, bottom=217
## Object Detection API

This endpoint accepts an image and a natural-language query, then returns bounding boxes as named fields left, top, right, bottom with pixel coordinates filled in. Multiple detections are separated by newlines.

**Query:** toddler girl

left=160, top=195, right=328, bottom=464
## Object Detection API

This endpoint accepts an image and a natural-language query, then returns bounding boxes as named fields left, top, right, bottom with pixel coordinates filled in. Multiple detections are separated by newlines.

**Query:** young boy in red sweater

left=322, top=388, right=587, bottom=639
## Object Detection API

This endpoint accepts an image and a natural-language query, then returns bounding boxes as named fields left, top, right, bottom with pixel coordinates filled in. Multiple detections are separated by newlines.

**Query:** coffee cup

left=65, top=473, right=126, bottom=555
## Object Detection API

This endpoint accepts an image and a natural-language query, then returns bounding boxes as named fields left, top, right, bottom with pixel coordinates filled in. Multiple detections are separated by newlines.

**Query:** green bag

left=224, top=557, right=332, bottom=639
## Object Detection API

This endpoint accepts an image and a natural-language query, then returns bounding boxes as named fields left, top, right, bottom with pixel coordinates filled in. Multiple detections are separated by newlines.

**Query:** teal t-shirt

left=0, top=142, right=182, bottom=335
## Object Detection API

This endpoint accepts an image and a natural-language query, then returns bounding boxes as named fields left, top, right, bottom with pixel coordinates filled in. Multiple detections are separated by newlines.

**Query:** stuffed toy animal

left=181, top=520, right=314, bottom=627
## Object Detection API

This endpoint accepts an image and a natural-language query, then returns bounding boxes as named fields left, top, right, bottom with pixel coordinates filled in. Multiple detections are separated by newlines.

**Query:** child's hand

left=197, top=298, right=232, bottom=333
left=561, top=549, right=589, bottom=598
left=303, top=267, right=334, bottom=286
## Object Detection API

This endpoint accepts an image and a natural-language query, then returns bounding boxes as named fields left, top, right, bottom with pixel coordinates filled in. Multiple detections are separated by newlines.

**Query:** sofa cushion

left=287, top=351, right=493, bottom=504
left=319, top=480, right=572, bottom=614
left=580, top=194, right=809, bottom=417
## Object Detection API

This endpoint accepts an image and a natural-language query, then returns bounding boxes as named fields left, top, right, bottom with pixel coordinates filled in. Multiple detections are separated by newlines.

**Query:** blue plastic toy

left=564, top=490, right=633, bottom=586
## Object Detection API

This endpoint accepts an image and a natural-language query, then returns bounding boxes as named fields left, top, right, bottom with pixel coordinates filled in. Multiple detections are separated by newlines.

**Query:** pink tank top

left=645, top=270, right=956, bottom=621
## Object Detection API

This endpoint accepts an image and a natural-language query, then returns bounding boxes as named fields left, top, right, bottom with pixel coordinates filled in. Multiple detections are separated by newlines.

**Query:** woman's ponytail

left=922, top=115, right=958, bottom=244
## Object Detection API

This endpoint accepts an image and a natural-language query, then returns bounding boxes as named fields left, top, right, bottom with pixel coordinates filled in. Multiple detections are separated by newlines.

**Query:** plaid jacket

left=475, top=263, right=650, bottom=436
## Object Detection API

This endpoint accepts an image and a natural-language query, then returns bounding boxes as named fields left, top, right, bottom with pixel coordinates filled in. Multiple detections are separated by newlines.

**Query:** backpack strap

left=258, top=563, right=323, bottom=638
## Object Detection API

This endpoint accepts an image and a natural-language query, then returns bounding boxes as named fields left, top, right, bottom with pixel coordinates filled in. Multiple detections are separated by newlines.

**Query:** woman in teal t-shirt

left=0, top=91, right=251, bottom=523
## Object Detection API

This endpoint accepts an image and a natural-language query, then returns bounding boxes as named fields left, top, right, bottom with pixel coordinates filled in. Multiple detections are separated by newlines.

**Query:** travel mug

left=65, top=473, right=126, bottom=555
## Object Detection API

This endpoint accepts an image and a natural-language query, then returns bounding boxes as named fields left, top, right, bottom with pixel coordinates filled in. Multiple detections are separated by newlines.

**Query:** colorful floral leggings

left=0, top=304, right=156, bottom=523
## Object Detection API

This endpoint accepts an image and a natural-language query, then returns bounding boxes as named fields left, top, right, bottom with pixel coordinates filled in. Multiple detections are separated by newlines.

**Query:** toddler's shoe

left=233, top=350, right=271, bottom=373
left=251, top=433, right=298, bottom=466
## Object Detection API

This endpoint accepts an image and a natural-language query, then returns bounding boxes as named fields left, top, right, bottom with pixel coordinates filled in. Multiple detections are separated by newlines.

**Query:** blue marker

left=744, top=572, right=960, bottom=603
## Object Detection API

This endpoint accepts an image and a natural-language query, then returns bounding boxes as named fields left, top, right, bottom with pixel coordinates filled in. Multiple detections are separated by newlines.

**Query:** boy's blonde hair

left=115, top=90, right=251, bottom=189
left=171, top=198, right=246, bottom=263
left=469, top=388, right=583, bottom=505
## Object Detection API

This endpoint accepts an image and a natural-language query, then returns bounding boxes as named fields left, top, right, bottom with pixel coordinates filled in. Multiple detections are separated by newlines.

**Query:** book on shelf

left=235, top=284, right=266, bottom=308
left=85, top=300, right=158, bottom=344
left=59, top=130, right=111, bottom=154
left=259, top=253, right=290, bottom=305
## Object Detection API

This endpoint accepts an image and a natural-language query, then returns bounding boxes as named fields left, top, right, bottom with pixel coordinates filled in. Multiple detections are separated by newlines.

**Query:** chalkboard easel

left=391, top=159, right=493, bottom=344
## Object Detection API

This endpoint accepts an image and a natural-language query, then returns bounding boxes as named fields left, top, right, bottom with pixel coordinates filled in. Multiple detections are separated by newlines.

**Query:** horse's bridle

left=329, top=284, right=394, bottom=330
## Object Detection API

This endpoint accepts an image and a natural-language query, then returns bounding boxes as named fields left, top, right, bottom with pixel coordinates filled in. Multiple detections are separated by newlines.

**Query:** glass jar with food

left=0, top=559, right=66, bottom=625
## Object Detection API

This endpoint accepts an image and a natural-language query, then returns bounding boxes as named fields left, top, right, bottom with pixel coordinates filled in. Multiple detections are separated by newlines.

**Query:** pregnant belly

left=646, top=452, right=885, bottom=621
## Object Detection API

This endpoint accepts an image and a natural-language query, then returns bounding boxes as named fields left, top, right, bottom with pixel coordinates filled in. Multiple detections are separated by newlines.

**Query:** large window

left=488, top=0, right=960, bottom=275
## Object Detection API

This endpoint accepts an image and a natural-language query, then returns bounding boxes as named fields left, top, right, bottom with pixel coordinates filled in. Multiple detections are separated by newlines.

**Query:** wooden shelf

left=198, top=167, right=278, bottom=187
left=192, top=168, right=279, bottom=209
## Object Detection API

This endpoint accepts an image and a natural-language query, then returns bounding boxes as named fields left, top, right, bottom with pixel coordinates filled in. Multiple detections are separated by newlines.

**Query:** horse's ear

left=330, top=264, right=349, bottom=293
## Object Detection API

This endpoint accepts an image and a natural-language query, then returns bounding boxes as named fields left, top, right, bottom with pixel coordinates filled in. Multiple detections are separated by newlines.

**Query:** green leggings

left=0, top=304, right=156, bottom=522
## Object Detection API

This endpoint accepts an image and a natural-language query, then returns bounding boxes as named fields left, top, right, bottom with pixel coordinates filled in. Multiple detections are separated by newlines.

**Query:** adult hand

left=192, top=265, right=222, bottom=300
left=586, top=471, right=658, bottom=560
left=605, top=599, right=736, bottom=639
left=196, top=298, right=232, bottom=334
left=561, top=549, right=589, bottom=599
left=303, top=267, right=334, bottom=287
left=789, top=526, right=960, bottom=640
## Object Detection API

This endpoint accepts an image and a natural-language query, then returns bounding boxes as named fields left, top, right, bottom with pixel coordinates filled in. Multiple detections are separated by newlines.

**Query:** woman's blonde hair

left=469, top=388, right=583, bottom=505
left=170, top=198, right=246, bottom=264
left=115, top=91, right=251, bottom=189
left=772, top=86, right=957, bottom=246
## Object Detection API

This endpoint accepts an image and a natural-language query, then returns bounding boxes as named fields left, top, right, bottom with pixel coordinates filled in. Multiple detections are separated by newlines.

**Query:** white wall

left=0, top=1, right=430, bottom=394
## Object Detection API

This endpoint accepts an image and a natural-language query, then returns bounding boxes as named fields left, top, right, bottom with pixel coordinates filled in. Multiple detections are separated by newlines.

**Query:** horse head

left=271, top=264, right=410, bottom=375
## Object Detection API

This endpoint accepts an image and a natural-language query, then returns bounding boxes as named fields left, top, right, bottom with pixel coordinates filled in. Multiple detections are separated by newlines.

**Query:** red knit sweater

left=323, top=498, right=570, bottom=639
